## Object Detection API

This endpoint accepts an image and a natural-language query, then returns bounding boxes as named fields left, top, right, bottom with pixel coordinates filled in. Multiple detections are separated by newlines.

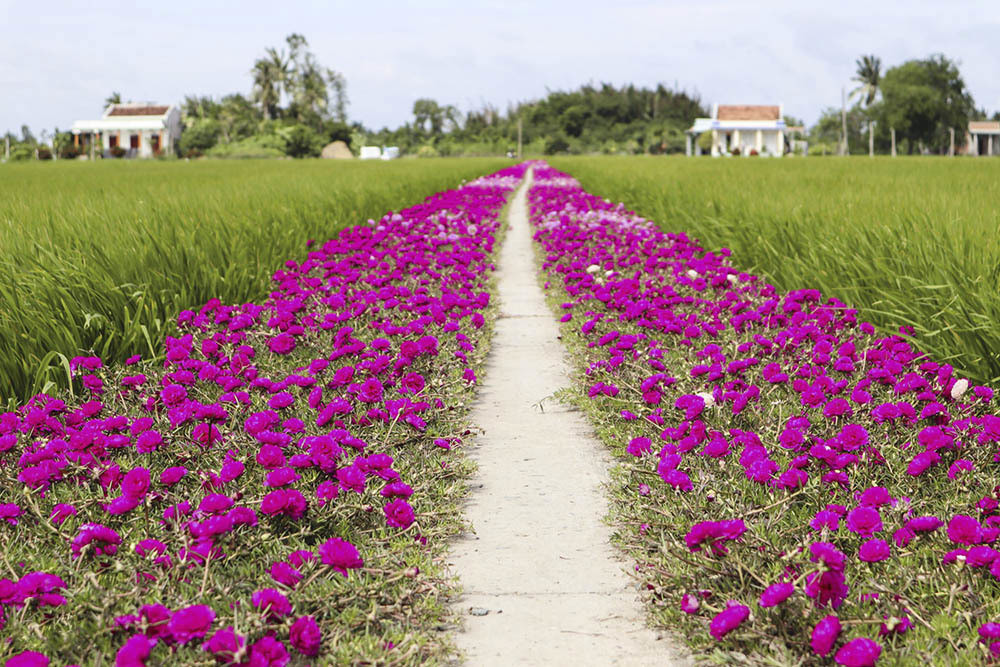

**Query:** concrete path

left=448, top=171, right=690, bottom=666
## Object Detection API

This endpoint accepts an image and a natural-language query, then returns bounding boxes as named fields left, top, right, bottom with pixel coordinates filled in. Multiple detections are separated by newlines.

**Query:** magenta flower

left=270, top=562, right=303, bottom=588
left=858, top=539, right=891, bottom=563
left=358, top=378, right=384, bottom=403
left=0, top=503, right=22, bottom=526
left=160, top=466, right=187, bottom=486
left=834, top=637, right=881, bottom=666
left=906, top=516, right=943, bottom=533
left=267, top=332, right=296, bottom=354
left=249, top=636, right=289, bottom=665
left=260, top=489, right=308, bottom=520
left=71, top=523, right=121, bottom=559
left=115, top=634, right=154, bottom=667
left=251, top=588, right=292, bottom=619
left=318, top=537, right=363, bottom=576
left=168, top=604, right=216, bottom=644
left=947, top=514, right=982, bottom=545
left=49, top=503, right=76, bottom=526
left=121, top=467, right=151, bottom=499
left=709, top=603, right=750, bottom=640
left=201, top=626, right=245, bottom=662
left=759, top=582, right=794, bottom=608
left=383, top=498, right=415, bottom=529
left=5, top=652, right=50, bottom=667
left=680, top=594, right=700, bottom=614
left=846, top=507, right=882, bottom=537
left=811, top=615, right=841, bottom=656
left=858, top=487, right=891, bottom=507
left=289, top=615, right=322, bottom=656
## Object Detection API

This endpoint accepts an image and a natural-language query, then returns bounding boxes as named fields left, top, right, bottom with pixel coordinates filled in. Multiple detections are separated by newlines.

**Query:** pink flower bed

left=527, top=162, right=1000, bottom=663
left=0, top=164, right=526, bottom=665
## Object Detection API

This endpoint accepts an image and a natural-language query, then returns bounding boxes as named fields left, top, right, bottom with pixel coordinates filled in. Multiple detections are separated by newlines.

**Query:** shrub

left=179, top=119, right=221, bottom=155
left=205, top=135, right=286, bottom=159
left=278, top=124, right=323, bottom=158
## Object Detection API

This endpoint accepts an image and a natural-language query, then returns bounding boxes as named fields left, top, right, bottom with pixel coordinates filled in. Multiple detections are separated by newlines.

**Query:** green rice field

left=0, top=158, right=507, bottom=405
left=551, top=155, right=1000, bottom=386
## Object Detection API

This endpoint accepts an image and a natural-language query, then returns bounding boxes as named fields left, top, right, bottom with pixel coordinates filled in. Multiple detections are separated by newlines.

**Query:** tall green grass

left=550, top=156, right=1000, bottom=386
left=0, top=158, right=507, bottom=404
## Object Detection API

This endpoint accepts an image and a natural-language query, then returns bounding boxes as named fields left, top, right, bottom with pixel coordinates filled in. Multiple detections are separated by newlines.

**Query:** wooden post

left=685, top=133, right=692, bottom=157
left=949, top=127, right=955, bottom=156
left=869, top=121, right=874, bottom=157
left=517, top=116, right=522, bottom=159
left=841, top=87, right=848, bottom=156
left=891, top=127, right=896, bottom=157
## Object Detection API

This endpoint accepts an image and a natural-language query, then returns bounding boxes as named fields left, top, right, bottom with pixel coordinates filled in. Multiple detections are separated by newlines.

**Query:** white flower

left=951, top=378, right=969, bottom=400
left=726, top=274, right=738, bottom=285
left=697, top=391, right=715, bottom=408
left=686, top=269, right=698, bottom=279
left=605, top=270, right=614, bottom=277
left=586, top=264, right=600, bottom=274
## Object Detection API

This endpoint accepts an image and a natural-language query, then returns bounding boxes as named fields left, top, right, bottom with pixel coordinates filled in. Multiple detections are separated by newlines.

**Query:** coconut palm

left=851, top=55, right=882, bottom=106
left=252, top=48, right=289, bottom=120
left=851, top=55, right=882, bottom=156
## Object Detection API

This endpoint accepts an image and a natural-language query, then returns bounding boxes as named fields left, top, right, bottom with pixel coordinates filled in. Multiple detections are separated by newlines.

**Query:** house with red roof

left=687, top=104, right=795, bottom=157
left=71, top=103, right=181, bottom=158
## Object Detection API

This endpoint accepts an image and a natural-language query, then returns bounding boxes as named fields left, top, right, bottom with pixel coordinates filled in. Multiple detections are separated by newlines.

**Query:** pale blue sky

left=3, top=0, right=999, bottom=137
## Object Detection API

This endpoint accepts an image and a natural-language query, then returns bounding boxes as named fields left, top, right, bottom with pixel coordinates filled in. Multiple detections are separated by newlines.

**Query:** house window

left=109, top=134, right=119, bottom=148
left=151, top=134, right=161, bottom=152
left=130, top=134, right=140, bottom=149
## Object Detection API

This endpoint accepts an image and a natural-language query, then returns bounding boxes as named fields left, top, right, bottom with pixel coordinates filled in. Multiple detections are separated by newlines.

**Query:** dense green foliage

left=365, top=82, right=707, bottom=157
left=0, top=158, right=507, bottom=404
left=550, top=156, right=1000, bottom=385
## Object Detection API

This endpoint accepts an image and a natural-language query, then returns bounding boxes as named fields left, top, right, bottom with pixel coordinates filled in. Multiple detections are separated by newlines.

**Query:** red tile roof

left=717, top=105, right=781, bottom=121
left=107, top=105, right=170, bottom=117
left=969, top=121, right=1000, bottom=132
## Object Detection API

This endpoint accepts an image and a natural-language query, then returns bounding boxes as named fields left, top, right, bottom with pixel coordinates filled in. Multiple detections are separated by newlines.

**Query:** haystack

left=321, top=141, right=353, bottom=159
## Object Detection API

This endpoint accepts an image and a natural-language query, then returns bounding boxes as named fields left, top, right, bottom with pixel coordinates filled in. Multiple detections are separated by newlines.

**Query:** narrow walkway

left=448, top=172, right=689, bottom=665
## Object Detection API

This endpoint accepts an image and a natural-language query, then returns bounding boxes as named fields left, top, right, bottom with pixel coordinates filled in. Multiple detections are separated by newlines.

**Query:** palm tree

left=851, top=55, right=881, bottom=156
left=252, top=48, right=289, bottom=120
left=104, top=92, right=122, bottom=110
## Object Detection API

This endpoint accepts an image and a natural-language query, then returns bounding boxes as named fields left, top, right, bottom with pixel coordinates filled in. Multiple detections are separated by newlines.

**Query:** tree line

left=810, top=53, right=993, bottom=155
left=2, top=42, right=994, bottom=160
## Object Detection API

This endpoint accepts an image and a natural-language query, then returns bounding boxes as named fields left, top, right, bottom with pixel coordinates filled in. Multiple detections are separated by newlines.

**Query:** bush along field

left=528, top=164, right=1000, bottom=665
left=0, top=163, right=526, bottom=666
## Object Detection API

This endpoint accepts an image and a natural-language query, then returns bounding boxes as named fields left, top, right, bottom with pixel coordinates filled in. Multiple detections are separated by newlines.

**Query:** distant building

left=359, top=146, right=382, bottom=160
left=963, top=121, right=1000, bottom=156
left=71, top=103, right=181, bottom=158
left=687, top=104, right=792, bottom=157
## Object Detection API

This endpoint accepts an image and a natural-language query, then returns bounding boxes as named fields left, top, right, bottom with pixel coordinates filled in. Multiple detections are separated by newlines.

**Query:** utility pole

left=841, top=87, right=848, bottom=156
left=869, top=121, right=874, bottom=157
left=90, top=131, right=96, bottom=161
left=4, top=136, right=8, bottom=161
left=890, top=127, right=896, bottom=157
left=517, top=116, right=523, bottom=159
left=949, top=127, right=955, bottom=156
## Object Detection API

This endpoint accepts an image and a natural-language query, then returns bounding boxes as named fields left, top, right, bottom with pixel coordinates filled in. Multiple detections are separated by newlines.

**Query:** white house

left=687, top=104, right=790, bottom=157
left=71, top=103, right=182, bottom=158
left=963, top=121, right=1000, bottom=156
